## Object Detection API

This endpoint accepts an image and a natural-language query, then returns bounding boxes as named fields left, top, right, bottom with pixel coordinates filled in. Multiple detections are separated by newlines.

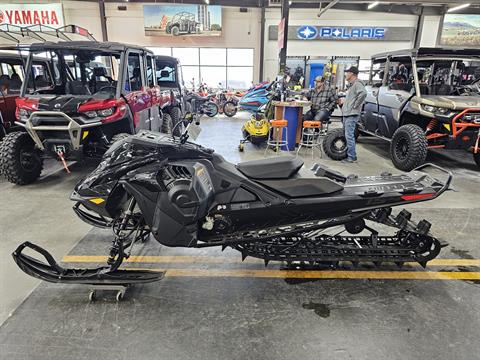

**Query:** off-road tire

left=161, top=113, right=173, bottom=134
left=110, top=133, right=130, bottom=145
left=169, top=107, right=183, bottom=137
left=0, top=132, right=43, bottom=185
left=223, top=101, right=237, bottom=117
left=172, top=26, right=180, bottom=36
left=390, top=124, right=428, bottom=171
left=473, top=152, right=480, bottom=169
left=322, top=128, right=348, bottom=160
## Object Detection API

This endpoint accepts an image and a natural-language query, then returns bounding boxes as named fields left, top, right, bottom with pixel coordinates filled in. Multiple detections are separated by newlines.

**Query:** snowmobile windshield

left=22, top=48, right=121, bottom=99
left=415, top=58, right=480, bottom=96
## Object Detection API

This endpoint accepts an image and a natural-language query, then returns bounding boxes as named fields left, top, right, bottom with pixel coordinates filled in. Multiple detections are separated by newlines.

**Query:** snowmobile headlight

left=255, top=121, right=263, bottom=127
left=98, top=107, right=115, bottom=117
left=421, top=104, right=450, bottom=115
left=84, top=110, right=98, bottom=118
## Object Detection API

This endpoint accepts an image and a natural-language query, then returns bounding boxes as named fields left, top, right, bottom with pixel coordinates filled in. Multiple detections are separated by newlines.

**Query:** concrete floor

left=1, top=113, right=480, bottom=359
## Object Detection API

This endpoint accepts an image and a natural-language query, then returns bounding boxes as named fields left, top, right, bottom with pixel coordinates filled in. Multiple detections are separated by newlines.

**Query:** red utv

left=0, top=41, right=175, bottom=185
left=0, top=53, right=53, bottom=139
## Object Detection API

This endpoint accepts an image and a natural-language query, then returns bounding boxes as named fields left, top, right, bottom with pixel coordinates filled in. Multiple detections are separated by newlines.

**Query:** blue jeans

left=343, top=115, right=359, bottom=160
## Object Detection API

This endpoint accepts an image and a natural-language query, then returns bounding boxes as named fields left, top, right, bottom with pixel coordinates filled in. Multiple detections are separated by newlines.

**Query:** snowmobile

left=13, top=111, right=452, bottom=287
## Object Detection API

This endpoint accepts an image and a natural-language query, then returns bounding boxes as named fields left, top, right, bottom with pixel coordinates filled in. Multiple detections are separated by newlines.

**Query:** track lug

left=264, top=259, right=269, bottom=267
left=396, top=210, right=412, bottom=228
left=351, top=261, right=359, bottom=268
left=395, top=261, right=404, bottom=268
left=241, top=251, right=248, bottom=261
left=418, top=261, right=427, bottom=268
left=415, top=220, right=431, bottom=235
left=373, top=261, right=382, bottom=267
left=221, top=245, right=227, bottom=251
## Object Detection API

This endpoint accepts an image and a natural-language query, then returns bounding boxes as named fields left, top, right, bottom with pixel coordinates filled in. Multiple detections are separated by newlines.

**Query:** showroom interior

left=1, top=0, right=480, bottom=359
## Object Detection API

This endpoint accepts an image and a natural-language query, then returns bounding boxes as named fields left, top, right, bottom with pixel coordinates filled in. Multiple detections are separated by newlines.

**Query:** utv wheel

left=0, top=132, right=43, bottom=185
left=169, top=107, right=183, bottom=137
left=161, top=113, right=173, bottom=134
left=171, top=26, right=180, bottom=36
left=223, top=101, right=237, bottom=117
left=322, top=128, right=347, bottom=161
left=110, top=133, right=130, bottom=145
left=390, top=124, right=428, bottom=171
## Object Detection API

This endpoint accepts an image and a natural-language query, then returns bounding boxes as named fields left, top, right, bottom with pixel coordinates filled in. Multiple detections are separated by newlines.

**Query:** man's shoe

left=341, top=158, right=357, bottom=163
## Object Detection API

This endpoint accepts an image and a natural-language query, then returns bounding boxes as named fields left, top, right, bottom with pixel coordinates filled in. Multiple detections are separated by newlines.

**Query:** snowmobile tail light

left=401, top=193, right=435, bottom=201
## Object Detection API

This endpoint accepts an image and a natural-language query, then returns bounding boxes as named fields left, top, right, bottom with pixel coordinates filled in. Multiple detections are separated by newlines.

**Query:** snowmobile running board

left=12, top=242, right=165, bottom=286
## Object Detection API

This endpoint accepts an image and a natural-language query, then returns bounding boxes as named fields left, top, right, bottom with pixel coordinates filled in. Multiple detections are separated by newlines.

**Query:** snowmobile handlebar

left=413, top=163, right=453, bottom=198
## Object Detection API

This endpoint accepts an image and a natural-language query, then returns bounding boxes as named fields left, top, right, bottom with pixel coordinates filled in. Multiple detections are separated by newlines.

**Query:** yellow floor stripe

left=61, top=255, right=480, bottom=267
left=125, top=267, right=480, bottom=280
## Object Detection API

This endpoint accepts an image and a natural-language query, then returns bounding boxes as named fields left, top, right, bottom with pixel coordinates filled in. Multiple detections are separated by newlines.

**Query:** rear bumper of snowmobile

left=12, top=241, right=164, bottom=286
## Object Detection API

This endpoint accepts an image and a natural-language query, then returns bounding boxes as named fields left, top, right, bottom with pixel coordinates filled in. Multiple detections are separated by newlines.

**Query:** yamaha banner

left=269, top=25, right=415, bottom=41
left=0, top=3, right=64, bottom=28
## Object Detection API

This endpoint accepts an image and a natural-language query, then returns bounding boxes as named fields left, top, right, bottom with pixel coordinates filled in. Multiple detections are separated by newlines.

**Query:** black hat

left=345, top=66, right=359, bottom=75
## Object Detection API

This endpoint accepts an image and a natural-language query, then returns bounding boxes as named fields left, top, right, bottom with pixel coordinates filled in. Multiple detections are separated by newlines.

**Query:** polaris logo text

left=319, top=27, right=385, bottom=39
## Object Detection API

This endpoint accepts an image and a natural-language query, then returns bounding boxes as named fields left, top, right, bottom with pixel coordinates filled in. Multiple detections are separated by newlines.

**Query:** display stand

left=272, top=100, right=311, bottom=151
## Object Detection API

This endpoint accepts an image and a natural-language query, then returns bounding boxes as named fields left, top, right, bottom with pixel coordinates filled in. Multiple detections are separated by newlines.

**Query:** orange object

left=270, top=119, right=288, bottom=127
left=451, top=108, right=480, bottom=138
left=303, top=121, right=321, bottom=128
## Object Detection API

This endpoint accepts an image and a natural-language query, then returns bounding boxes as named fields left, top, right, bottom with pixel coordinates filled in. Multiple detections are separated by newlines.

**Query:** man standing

left=304, top=76, right=338, bottom=123
left=340, top=66, right=367, bottom=163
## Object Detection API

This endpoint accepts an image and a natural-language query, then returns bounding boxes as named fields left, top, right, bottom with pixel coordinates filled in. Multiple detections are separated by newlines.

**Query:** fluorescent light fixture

left=205, top=0, right=209, bottom=3
left=289, top=0, right=292, bottom=4
left=368, top=1, right=380, bottom=9
left=447, top=3, right=470, bottom=12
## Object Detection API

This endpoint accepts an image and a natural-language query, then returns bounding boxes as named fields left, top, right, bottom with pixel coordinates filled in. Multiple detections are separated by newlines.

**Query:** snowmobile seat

left=236, top=156, right=304, bottom=180
left=259, top=178, right=344, bottom=198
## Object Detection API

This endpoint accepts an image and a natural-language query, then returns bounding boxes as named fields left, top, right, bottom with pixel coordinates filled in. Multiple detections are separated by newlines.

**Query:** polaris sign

left=297, top=25, right=318, bottom=40
left=318, top=27, right=385, bottom=39
left=268, top=25, right=415, bottom=42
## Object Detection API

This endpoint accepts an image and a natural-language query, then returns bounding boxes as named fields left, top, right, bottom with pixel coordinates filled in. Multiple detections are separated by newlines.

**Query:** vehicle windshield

left=24, top=48, right=120, bottom=98
left=155, top=59, right=177, bottom=87
left=0, top=56, right=52, bottom=96
left=415, top=58, right=480, bottom=96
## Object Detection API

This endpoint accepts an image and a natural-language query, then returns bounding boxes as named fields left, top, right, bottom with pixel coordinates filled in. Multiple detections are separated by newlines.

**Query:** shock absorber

left=425, top=119, right=438, bottom=134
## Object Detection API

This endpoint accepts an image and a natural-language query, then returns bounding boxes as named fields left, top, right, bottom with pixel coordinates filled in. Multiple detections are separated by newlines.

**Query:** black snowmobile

left=13, top=112, right=452, bottom=286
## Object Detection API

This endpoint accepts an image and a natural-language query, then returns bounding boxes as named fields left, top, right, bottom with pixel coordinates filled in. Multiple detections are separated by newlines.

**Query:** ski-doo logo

left=0, top=11, right=5, bottom=24
left=297, top=26, right=317, bottom=40
left=319, top=27, right=385, bottom=39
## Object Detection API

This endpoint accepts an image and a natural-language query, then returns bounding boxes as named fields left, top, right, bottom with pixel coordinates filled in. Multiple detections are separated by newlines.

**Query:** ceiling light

left=289, top=0, right=292, bottom=4
left=368, top=1, right=380, bottom=9
left=447, top=3, right=470, bottom=12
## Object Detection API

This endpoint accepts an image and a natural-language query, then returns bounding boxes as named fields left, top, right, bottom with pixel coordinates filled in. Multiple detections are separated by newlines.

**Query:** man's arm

left=327, top=89, right=339, bottom=112
left=352, top=83, right=367, bottom=110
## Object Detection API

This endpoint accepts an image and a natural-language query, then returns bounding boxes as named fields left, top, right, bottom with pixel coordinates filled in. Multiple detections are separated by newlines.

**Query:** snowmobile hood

left=418, top=95, right=480, bottom=110
left=73, top=131, right=214, bottom=197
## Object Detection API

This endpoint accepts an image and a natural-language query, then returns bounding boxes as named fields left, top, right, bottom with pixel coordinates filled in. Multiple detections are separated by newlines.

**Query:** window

left=146, top=55, right=155, bottom=87
left=125, top=52, right=142, bottom=92
left=369, top=60, right=386, bottom=86
left=200, top=48, right=226, bottom=66
left=148, top=47, right=254, bottom=90
left=387, top=57, right=413, bottom=92
left=156, top=60, right=176, bottom=84
left=172, top=48, right=199, bottom=66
